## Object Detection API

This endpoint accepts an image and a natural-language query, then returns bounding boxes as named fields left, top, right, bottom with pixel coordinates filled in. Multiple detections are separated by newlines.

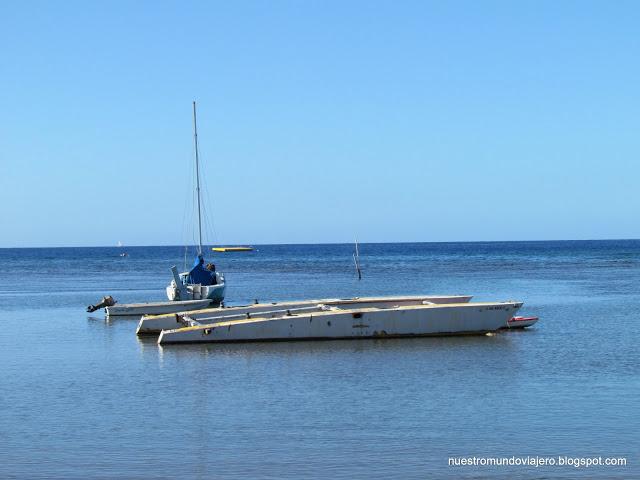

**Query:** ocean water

left=0, top=241, right=638, bottom=479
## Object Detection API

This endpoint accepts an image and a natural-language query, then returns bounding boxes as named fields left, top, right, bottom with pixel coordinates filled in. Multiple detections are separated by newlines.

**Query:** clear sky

left=1, top=1, right=639, bottom=247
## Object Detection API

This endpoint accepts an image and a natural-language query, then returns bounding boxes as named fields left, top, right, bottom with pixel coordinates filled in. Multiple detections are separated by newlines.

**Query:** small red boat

left=506, top=316, right=539, bottom=329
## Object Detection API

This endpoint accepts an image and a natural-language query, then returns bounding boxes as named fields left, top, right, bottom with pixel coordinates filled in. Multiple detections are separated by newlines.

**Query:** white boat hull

left=158, top=300, right=522, bottom=344
left=136, top=295, right=473, bottom=335
left=165, top=283, right=226, bottom=302
left=106, top=299, right=212, bottom=317
left=166, top=271, right=226, bottom=303
left=506, top=316, right=539, bottom=329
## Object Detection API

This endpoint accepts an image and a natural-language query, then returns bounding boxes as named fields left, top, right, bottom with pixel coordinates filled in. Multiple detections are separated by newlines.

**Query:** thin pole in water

left=192, top=101, right=203, bottom=255
left=353, top=240, right=362, bottom=280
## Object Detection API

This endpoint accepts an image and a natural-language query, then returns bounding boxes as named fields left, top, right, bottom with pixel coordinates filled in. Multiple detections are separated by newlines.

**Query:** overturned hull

left=158, top=300, right=522, bottom=345
left=136, top=295, right=473, bottom=335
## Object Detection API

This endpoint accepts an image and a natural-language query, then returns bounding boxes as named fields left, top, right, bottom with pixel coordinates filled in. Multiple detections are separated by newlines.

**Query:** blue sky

left=1, top=1, right=639, bottom=247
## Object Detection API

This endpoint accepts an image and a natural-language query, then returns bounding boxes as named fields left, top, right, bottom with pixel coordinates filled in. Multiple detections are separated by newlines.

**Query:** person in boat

left=206, top=263, right=217, bottom=285
left=187, top=255, right=217, bottom=286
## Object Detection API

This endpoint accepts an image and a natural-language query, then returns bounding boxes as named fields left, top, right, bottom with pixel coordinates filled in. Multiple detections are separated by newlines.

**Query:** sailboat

left=117, top=240, right=128, bottom=257
left=165, top=102, right=226, bottom=305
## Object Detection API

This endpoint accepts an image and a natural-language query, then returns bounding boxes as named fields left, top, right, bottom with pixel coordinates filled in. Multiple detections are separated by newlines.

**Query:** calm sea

left=0, top=241, right=638, bottom=479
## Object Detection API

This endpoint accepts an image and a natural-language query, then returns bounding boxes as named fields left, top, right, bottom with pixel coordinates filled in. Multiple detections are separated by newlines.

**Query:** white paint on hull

left=166, top=271, right=226, bottom=303
left=158, top=301, right=522, bottom=344
left=136, top=295, right=473, bottom=335
left=506, top=316, right=539, bottom=329
left=106, top=299, right=212, bottom=317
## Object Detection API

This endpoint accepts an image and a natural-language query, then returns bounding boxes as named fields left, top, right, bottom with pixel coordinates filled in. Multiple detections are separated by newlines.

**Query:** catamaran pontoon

left=157, top=297, right=523, bottom=344
left=136, top=295, right=473, bottom=334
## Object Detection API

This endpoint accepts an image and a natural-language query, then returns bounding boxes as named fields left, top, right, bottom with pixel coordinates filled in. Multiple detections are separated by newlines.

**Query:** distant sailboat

left=117, top=240, right=128, bottom=257
left=166, top=102, right=226, bottom=304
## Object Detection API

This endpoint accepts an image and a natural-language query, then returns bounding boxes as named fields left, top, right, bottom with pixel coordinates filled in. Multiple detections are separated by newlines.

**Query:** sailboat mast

left=192, top=101, right=203, bottom=255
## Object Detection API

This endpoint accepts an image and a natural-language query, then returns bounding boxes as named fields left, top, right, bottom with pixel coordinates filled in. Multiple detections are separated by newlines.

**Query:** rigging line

left=192, top=101, right=203, bottom=255
left=180, top=148, right=195, bottom=254
left=193, top=160, right=212, bottom=247
left=197, top=145, right=219, bottom=245
left=194, top=131, right=220, bottom=247
left=192, top=187, right=198, bottom=250
left=181, top=130, right=198, bottom=251
left=184, top=176, right=197, bottom=255
left=202, top=203, right=217, bottom=247
left=188, top=146, right=199, bottom=253
left=200, top=180, right=219, bottom=246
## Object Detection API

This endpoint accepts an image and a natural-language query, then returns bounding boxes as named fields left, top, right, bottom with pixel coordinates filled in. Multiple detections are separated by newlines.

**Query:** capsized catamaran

left=165, top=101, right=226, bottom=305
left=136, top=295, right=474, bottom=334
left=157, top=298, right=524, bottom=344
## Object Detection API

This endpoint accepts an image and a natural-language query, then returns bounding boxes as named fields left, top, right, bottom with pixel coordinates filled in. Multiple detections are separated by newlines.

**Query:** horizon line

left=2, top=238, right=640, bottom=249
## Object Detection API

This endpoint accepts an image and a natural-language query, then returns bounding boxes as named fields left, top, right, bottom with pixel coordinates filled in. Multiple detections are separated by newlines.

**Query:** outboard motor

left=166, top=266, right=188, bottom=301
left=86, top=295, right=116, bottom=313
